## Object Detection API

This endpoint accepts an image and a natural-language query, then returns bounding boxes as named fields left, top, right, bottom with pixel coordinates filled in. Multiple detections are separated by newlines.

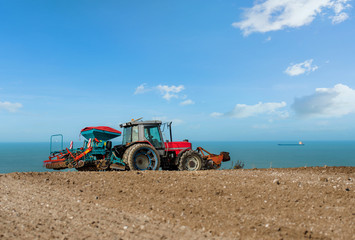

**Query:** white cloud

left=285, top=59, right=318, bottom=76
left=180, top=99, right=195, bottom=106
left=330, top=0, right=352, bottom=23
left=134, top=83, right=149, bottom=94
left=0, top=101, right=22, bottom=112
left=331, top=12, right=349, bottom=23
left=212, top=101, right=288, bottom=119
left=156, top=85, right=185, bottom=101
left=210, top=112, right=223, bottom=118
left=292, top=84, right=355, bottom=118
left=233, top=0, right=351, bottom=36
left=135, top=84, right=193, bottom=102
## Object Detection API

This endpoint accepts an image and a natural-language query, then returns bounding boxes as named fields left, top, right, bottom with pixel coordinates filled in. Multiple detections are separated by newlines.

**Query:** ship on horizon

left=278, top=141, right=305, bottom=146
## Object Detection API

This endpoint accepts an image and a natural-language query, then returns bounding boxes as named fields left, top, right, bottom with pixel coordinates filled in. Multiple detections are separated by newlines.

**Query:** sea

left=0, top=141, right=354, bottom=173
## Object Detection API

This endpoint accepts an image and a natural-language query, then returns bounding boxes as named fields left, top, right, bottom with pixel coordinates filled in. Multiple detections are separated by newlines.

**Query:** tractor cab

left=119, top=119, right=192, bottom=156
left=120, top=120, right=165, bottom=150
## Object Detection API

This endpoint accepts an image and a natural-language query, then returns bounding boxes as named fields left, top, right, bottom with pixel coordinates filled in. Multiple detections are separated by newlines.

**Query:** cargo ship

left=278, top=141, right=304, bottom=146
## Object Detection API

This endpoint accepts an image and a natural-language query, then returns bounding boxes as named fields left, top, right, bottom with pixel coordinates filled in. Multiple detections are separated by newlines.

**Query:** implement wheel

left=178, top=150, right=203, bottom=171
left=124, top=144, right=160, bottom=171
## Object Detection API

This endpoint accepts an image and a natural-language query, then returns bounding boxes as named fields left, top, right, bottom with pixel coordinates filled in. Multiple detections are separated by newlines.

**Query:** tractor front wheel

left=178, top=150, right=203, bottom=171
left=124, top=144, right=160, bottom=171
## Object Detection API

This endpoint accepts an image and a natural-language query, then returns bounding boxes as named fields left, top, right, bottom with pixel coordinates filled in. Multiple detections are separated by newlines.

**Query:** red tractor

left=114, top=119, right=230, bottom=171
left=44, top=119, right=230, bottom=171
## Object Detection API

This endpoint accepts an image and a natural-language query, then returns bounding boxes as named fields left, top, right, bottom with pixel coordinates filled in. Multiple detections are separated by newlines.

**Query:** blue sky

left=1, top=0, right=355, bottom=142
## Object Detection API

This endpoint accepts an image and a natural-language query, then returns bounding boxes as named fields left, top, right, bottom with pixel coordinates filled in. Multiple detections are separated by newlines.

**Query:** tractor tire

left=123, top=143, right=160, bottom=171
left=178, top=150, right=203, bottom=171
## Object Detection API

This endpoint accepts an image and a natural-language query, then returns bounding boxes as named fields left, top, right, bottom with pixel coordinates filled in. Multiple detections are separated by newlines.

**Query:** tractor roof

left=120, top=120, right=162, bottom=128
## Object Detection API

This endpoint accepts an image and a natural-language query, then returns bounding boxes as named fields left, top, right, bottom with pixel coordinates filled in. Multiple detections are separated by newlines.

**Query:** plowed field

left=1, top=167, right=354, bottom=239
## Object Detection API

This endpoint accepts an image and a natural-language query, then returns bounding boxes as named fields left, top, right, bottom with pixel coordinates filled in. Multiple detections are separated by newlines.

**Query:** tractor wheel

left=124, top=144, right=160, bottom=171
left=178, top=150, right=203, bottom=171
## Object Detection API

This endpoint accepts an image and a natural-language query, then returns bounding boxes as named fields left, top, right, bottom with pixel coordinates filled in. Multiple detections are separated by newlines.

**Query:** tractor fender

left=175, top=148, right=191, bottom=165
left=126, top=141, right=154, bottom=148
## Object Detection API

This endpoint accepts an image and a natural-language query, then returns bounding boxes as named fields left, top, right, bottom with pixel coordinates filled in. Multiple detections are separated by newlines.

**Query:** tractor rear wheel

left=178, top=150, right=203, bottom=171
left=124, top=144, right=160, bottom=171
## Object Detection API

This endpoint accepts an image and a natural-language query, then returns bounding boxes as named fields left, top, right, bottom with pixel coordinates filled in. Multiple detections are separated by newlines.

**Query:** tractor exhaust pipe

left=168, top=121, right=173, bottom=142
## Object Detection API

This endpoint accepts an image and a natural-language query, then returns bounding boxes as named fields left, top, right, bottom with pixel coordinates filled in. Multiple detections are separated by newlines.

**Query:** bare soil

left=1, top=167, right=354, bottom=239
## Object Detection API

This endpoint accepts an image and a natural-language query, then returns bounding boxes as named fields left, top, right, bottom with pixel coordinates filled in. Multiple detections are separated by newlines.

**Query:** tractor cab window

left=122, top=126, right=139, bottom=145
left=122, top=127, right=131, bottom=145
left=144, top=126, right=163, bottom=149
left=132, top=126, right=139, bottom=142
